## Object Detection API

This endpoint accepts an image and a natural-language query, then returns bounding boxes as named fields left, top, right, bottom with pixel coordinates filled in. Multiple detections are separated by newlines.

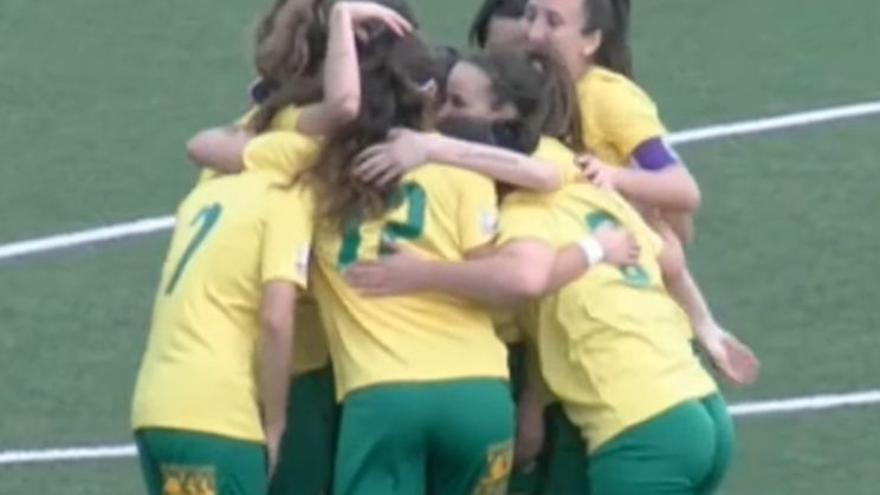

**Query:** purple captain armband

left=631, top=137, right=682, bottom=171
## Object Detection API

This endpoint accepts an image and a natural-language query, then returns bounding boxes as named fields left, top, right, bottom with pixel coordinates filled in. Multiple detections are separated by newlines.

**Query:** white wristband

left=578, top=237, right=605, bottom=266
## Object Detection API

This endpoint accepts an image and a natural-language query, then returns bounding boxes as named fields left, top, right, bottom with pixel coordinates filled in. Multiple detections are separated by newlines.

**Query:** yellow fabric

left=197, top=124, right=328, bottom=374
left=132, top=169, right=315, bottom=443
left=533, top=136, right=582, bottom=184
left=498, top=178, right=716, bottom=451
left=577, top=67, right=667, bottom=167
left=312, top=165, right=508, bottom=400
left=242, top=131, right=328, bottom=374
left=241, top=114, right=322, bottom=181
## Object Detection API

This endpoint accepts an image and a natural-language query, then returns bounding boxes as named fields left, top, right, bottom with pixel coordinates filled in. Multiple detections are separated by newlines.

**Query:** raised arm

left=296, top=2, right=413, bottom=135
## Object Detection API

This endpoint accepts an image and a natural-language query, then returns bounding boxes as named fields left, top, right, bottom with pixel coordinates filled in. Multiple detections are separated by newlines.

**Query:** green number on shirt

left=165, top=203, right=223, bottom=294
left=584, top=211, right=650, bottom=288
left=337, top=182, right=426, bottom=270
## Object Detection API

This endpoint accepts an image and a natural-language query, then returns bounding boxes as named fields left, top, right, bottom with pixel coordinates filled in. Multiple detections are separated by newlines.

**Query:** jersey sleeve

left=242, top=130, right=322, bottom=182
left=456, top=172, right=500, bottom=252
left=496, top=191, right=557, bottom=246
left=260, top=185, right=316, bottom=289
left=591, top=78, right=668, bottom=160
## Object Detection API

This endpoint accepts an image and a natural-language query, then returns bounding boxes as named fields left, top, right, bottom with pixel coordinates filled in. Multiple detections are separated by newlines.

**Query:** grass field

left=2, top=0, right=879, bottom=494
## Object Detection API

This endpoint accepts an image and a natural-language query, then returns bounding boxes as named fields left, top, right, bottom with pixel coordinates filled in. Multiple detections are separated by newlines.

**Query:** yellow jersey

left=497, top=155, right=716, bottom=451
left=312, top=165, right=508, bottom=400
left=198, top=116, right=331, bottom=375
left=577, top=67, right=667, bottom=167
left=131, top=169, right=315, bottom=442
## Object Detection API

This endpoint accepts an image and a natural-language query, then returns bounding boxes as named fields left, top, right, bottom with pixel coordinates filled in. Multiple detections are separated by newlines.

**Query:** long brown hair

left=298, top=32, right=436, bottom=223
left=251, top=0, right=331, bottom=132
left=581, top=0, right=633, bottom=78
left=467, top=49, right=584, bottom=153
left=250, top=0, right=420, bottom=133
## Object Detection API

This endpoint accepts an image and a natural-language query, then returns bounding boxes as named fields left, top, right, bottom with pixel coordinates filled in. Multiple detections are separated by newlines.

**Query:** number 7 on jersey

left=165, top=203, right=223, bottom=294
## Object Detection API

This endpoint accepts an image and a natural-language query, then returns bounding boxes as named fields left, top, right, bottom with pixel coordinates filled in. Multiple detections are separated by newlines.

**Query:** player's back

left=313, top=164, right=509, bottom=399
left=133, top=171, right=309, bottom=441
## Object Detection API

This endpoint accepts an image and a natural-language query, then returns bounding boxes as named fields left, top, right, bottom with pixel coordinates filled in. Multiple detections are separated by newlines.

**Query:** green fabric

left=507, top=403, right=590, bottom=495
left=334, top=379, right=515, bottom=495
left=588, top=393, right=735, bottom=495
left=135, top=428, right=266, bottom=495
left=542, top=404, right=590, bottom=495
left=269, top=365, right=340, bottom=495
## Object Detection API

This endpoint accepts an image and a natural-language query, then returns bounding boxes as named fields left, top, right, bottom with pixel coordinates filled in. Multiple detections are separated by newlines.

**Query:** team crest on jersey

left=472, top=441, right=513, bottom=495
left=161, top=465, right=216, bottom=495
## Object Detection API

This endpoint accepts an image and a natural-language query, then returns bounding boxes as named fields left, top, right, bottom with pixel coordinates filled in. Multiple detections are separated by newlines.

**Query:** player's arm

left=347, top=239, right=556, bottom=306
left=259, top=281, right=298, bottom=475
left=579, top=146, right=701, bottom=215
left=258, top=186, right=316, bottom=472
left=353, top=129, right=563, bottom=191
left=186, top=125, right=254, bottom=174
left=296, top=2, right=413, bottom=135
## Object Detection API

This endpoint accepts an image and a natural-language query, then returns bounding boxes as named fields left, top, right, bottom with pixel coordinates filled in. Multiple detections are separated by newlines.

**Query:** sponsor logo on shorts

left=472, top=440, right=514, bottom=495
left=161, top=465, right=217, bottom=495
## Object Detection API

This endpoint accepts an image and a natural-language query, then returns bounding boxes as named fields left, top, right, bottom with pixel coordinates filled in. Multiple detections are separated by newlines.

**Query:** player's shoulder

left=243, top=130, right=321, bottom=180
left=578, top=67, right=656, bottom=110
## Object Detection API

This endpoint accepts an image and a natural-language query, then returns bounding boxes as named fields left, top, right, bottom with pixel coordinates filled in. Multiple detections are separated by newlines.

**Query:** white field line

left=2, top=389, right=880, bottom=466
left=0, top=216, right=174, bottom=261
left=2, top=100, right=880, bottom=262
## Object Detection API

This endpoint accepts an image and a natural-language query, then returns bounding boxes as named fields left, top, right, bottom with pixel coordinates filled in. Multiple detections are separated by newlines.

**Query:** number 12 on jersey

left=337, top=182, right=426, bottom=271
left=165, top=203, right=223, bottom=294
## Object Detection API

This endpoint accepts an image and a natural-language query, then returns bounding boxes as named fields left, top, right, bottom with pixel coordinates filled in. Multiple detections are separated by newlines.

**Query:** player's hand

left=594, top=226, right=640, bottom=267
left=353, top=129, right=431, bottom=187
left=345, top=243, right=428, bottom=296
left=577, top=155, right=620, bottom=191
left=697, top=323, right=760, bottom=386
left=338, top=1, right=414, bottom=37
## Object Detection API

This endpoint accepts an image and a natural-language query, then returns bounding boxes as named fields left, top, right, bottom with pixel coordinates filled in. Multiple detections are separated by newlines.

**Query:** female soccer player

left=131, top=131, right=319, bottom=495
left=297, top=29, right=524, bottom=495
left=350, top=48, right=641, bottom=495
left=343, top=74, right=735, bottom=493
left=178, top=3, right=414, bottom=495
left=520, top=0, right=758, bottom=386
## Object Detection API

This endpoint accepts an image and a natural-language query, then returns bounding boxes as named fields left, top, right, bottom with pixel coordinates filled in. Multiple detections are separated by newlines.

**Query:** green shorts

left=507, top=403, right=589, bottom=495
left=135, top=428, right=266, bottom=495
left=334, top=379, right=515, bottom=495
left=270, top=365, right=340, bottom=495
left=589, top=393, right=735, bottom=495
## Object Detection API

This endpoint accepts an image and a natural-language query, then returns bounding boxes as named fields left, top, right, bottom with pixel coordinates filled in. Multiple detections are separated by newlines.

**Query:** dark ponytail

left=298, top=32, right=436, bottom=222
left=582, top=0, right=633, bottom=78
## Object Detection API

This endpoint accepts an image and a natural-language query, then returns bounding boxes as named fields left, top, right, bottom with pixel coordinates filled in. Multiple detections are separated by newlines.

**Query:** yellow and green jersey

left=312, top=165, right=509, bottom=400
left=497, top=160, right=716, bottom=451
left=131, top=166, right=315, bottom=442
